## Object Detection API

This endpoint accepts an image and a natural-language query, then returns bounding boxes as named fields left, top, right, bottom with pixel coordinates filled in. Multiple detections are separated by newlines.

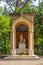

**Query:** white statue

left=19, top=34, right=23, bottom=43
left=23, top=38, right=26, bottom=48
left=17, top=34, right=27, bottom=54
left=19, top=34, right=26, bottom=49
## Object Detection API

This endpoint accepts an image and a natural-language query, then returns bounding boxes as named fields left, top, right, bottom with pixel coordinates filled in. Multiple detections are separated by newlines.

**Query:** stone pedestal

left=12, top=49, right=16, bottom=55
left=29, top=49, right=34, bottom=55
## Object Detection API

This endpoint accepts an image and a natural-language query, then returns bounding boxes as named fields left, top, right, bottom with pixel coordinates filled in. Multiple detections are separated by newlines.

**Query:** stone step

left=4, top=55, right=40, bottom=60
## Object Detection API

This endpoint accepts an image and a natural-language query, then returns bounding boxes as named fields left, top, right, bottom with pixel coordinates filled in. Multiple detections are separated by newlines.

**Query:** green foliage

left=22, top=3, right=37, bottom=14
left=34, top=1, right=43, bottom=55
left=14, top=7, right=19, bottom=13
left=0, top=15, right=11, bottom=54
left=19, top=51, right=25, bottom=55
left=14, top=2, right=38, bottom=14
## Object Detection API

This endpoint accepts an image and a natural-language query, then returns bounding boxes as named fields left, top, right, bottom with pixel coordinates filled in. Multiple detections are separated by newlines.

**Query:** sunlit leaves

left=0, top=15, right=10, bottom=32
left=0, top=15, right=11, bottom=54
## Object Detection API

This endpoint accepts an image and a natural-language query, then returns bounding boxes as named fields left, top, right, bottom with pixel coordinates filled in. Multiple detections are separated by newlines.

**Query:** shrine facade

left=10, top=13, right=34, bottom=56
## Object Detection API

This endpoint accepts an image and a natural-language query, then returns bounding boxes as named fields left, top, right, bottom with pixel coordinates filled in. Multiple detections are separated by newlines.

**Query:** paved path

left=0, top=57, right=43, bottom=65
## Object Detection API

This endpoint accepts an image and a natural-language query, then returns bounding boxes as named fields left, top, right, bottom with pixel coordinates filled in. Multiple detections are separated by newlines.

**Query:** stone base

left=12, top=49, right=16, bottom=55
left=12, top=49, right=34, bottom=55
left=29, top=49, right=34, bottom=55
left=4, top=55, right=39, bottom=60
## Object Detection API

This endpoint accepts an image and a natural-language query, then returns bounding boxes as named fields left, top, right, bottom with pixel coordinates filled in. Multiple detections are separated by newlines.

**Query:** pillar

left=12, top=30, right=16, bottom=55
left=29, top=29, right=34, bottom=56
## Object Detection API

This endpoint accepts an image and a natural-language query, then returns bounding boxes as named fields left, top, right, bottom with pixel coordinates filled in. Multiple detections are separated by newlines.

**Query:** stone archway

left=10, top=14, right=34, bottom=56
left=12, top=21, right=30, bottom=55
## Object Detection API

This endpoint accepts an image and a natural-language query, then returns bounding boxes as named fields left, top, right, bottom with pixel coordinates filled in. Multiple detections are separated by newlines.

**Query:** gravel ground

left=0, top=57, right=43, bottom=65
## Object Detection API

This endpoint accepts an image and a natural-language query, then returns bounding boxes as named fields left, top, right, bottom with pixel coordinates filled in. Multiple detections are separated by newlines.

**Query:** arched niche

left=16, top=24, right=29, bottom=49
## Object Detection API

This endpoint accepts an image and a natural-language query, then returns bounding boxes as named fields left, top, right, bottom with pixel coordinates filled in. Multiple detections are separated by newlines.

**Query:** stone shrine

left=8, top=13, right=39, bottom=59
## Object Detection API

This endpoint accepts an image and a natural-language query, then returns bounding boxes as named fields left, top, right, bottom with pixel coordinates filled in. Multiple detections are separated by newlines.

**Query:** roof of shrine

left=10, top=13, right=35, bottom=23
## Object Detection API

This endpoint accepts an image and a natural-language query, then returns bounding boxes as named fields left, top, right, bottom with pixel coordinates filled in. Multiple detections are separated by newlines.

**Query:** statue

left=19, top=34, right=26, bottom=49
left=23, top=38, right=26, bottom=48
left=17, top=34, right=27, bottom=55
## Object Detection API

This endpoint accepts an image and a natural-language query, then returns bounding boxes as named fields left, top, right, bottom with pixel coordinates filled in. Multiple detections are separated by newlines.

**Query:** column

left=29, top=31, right=34, bottom=56
left=12, top=30, right=16, bottom=55
left=30, top=32, right=32, bottom=49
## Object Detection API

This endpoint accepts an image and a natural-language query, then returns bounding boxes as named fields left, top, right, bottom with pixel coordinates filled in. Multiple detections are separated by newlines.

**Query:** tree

left=0, top=0, right=34, bottom=13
